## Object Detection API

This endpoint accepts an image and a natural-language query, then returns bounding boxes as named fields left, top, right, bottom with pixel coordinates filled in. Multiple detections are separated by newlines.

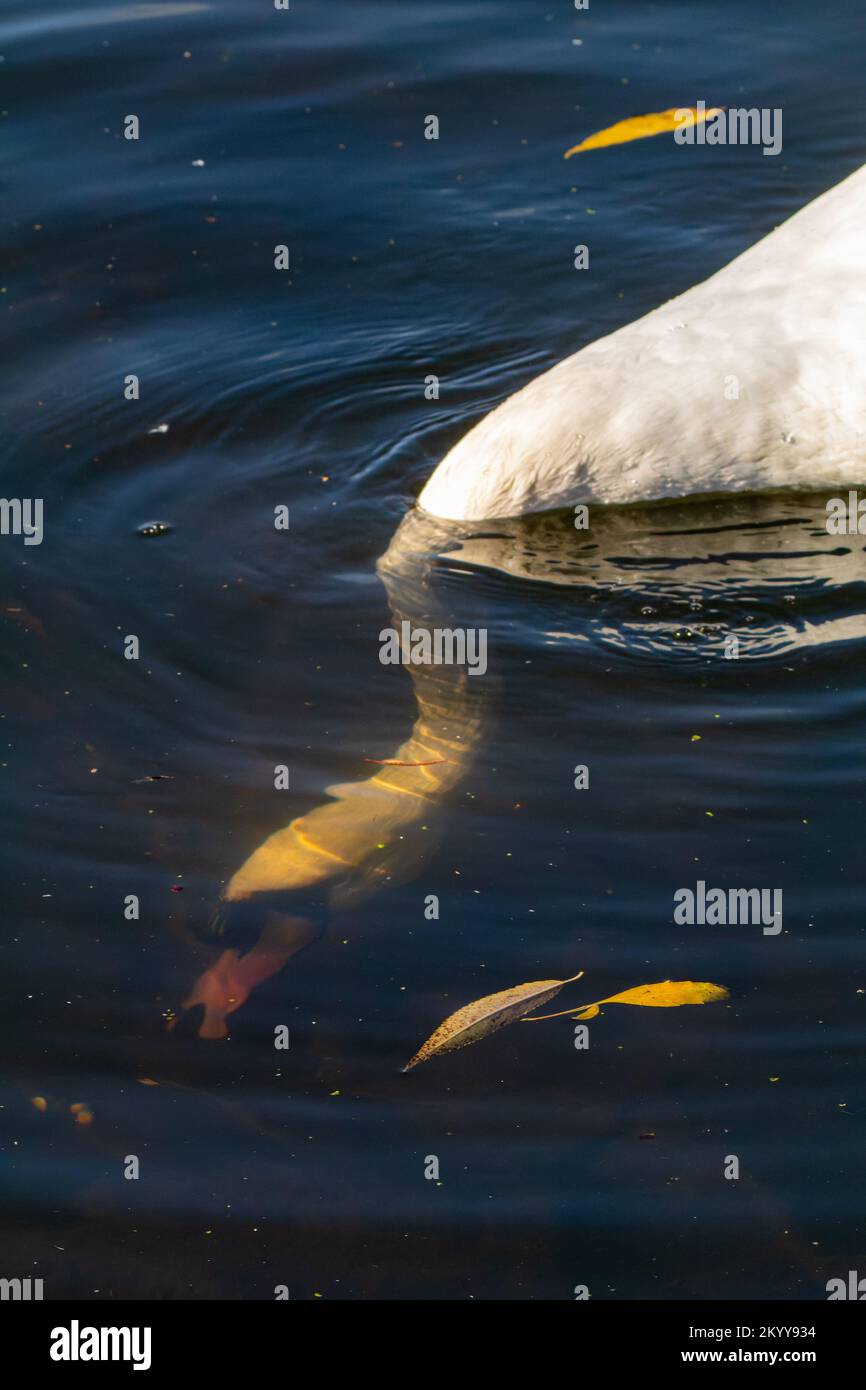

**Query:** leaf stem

left=522, top=998, right=600, bottom=1022
left=522, top=973, right=588, bottom=1021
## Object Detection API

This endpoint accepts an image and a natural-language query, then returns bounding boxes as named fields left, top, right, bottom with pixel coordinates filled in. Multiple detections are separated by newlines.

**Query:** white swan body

left=418, top=163, right=866, bottom=521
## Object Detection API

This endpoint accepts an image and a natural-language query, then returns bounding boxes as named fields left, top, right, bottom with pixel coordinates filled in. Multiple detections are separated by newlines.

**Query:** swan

left=177, top=166, right=866, bottom=1037
left=418, top=162, right=866, bottom=522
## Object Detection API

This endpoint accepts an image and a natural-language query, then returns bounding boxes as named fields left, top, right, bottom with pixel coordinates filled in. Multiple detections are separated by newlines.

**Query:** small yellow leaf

left=526, top=979, right=728, bottom=1021
left=595, top=981, right=729, bottom=1009
left=31, top=1096, right=47, bottom=1113
left=402, top=970, right=584, bottom=1071
left=564, top=106, right=724, bottom=158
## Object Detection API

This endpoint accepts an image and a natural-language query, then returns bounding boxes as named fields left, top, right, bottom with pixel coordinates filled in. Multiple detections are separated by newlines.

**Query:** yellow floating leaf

left=564, top=106, right=724, bottom=158
left=31, top=1096, right=47, bottom=1113
left=137, top=1078, right=159, bottom=1086
left=526, top=979, right=728, bottom=1021
left=597, top=981, right=728, bottom=1009
left=402, top=971, right=584, bottom=1072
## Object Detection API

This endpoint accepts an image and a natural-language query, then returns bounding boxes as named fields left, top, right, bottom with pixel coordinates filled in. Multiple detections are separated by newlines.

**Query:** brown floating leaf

left=31, top=1095, right=47, bottom=1113
left=564, top=106, right=724, bottom=157
left=525, top=979, right=729, bottom=1022
left=402, top=971, right=584, bottom=1072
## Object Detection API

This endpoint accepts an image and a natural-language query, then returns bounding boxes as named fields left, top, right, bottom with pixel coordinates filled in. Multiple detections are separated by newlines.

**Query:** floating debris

left=135, top=520, right=173, bottom=538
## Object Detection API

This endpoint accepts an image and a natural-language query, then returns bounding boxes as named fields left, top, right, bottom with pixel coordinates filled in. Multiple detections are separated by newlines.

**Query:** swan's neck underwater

left=418, top=162, right=866, bottom=522
left=178, top=168, right=866, bottom=1039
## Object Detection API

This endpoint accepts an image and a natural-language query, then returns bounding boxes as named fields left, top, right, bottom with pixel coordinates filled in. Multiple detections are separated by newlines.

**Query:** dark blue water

left=1, top=0, right=865, bottom=1300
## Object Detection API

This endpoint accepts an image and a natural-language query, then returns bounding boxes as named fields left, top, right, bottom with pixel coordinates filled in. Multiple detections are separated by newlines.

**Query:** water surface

left=1, top=0, right=865, bottom=1300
